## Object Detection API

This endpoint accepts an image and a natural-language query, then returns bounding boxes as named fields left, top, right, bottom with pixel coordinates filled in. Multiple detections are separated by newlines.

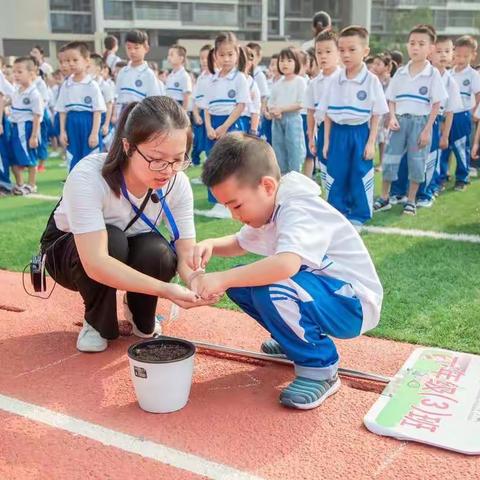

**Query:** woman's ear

left=122, top=138, right=130, bottom=156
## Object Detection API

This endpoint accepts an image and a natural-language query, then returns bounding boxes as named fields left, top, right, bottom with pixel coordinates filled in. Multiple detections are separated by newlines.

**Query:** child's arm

left=102, top=101, right=113, bottom=136
left=307, top=108, right=316, bottom=155
left=387, top=101, right=399, bottom=131
left=29, top=113, right=41, bottom=149
left=192, top=104, right=203, bottom=125
left=59, top=112, right=68, bottom=146
left=192, top=235, right=246, bottom=270
left=364, top=114, right=380, bottom=160
left=182, top=92, right=191, bottom=111
left=250, top=113, right=260, bottom=135
left=215, top=103, right=245, bottom=138
left=322, top=115, right=332, bottom=159
left=418, top=102, right=440, bottom=149
left=88, top=111, right=102, bottom=149
left=194, top=252, right=302, bottom=299
left=472, top=121, right=480, bottom=159
left=440, top=111, right=453, bottom=150
left=204, top=110, right=216, bottom=140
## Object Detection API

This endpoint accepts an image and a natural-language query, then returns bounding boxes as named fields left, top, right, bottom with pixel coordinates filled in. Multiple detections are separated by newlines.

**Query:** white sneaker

left=194, top=203, right=232, bottom=219
left=123, top=293, right=162, bottom=338
left=416, top=198, right=433, bottom=208
left=190, top=177, right=203, bottom=185
left=23, top=184, right=37, bottom=195
left=12, top=184, right=26, bottom=196
left=76, top=322, right=108, bottom=352
left=389, top=195, right=407, bottom=205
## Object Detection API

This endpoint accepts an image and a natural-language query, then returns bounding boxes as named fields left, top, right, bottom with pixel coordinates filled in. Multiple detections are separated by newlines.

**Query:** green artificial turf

left=1, top=154, right=479, bottom=354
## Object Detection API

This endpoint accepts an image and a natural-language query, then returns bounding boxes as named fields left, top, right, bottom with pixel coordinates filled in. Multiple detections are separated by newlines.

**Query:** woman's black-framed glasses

left=135, top=146, right=191, bottom=172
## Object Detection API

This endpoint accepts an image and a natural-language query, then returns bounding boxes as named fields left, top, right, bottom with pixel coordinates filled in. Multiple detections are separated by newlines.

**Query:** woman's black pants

left=41, top=221, right=177, bottom=340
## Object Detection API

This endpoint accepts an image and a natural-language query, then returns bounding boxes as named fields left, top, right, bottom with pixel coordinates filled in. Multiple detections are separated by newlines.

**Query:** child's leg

left=272, top=117, right=288, bottom=174
left=450, top=111, right=471, bottom=185
left=390, top=152, right=409, bottom=199
left=12, top=165, right=24, bottom=185
left=27, top=166, right=37, bottom=188
left=301, top=113, right=314, bottom=175
left=285, top=113, right=306, bottom=173
left=316, top=123, right=327, bottom=190
left=417, top=118, right=440, bottom=203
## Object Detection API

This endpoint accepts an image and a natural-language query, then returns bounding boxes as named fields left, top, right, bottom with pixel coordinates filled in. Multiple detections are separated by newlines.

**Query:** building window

left=180, top=3, right=194, bottom=23
left=51, top=13, right=93, bottom=33
left=135, top=2, right=179, bottom=21
left=50, top=0, right=92, bottom=11
left=104, top=1, right=133, bottom=20
left=268, top=0, right=279, bottom=16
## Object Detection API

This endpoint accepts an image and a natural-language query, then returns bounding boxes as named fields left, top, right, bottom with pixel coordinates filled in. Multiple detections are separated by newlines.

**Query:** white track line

left=0, top=394, right=265, bottom=480
left=27, top=193, right=61, bottom=201
left=362, top=226, right=480, bottom=244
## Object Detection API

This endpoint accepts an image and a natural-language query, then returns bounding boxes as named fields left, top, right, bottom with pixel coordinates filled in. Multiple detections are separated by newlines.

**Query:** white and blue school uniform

left=268, top=75, right=306, bottom=174
left=0, top=72, right=14, bottom=190
left=105, top=52, right=122, bottom=71
left=323, top=64, right=388, bottom=224
left=420, top=70, right=462, bottom=200
left=55, top=74, right=106, bottom=171
left=96, top=76, right=115, bottom=152
left=10, top=84, right=43, bottom=167
left=305, top=67, right=340, bottom=189
left=115, top=62, right=161, bottom=114
left=439, top=65, right=480, bottom=184
left=253, top=66, right=270, bottom=144
left=204, top=68, right=249, bottom=203
left=227, top=172, right=383, bottom=381
left=165, top=66, right=192, bottom=107
left=240, top=75, right=261, bottom=133
left=34, top=77, right=51, bottom=161
left=384, top=61, right=447, bottom=198
left=191, top=70, right=211, bottom=165
left=300, top=75, right=314, bottom=160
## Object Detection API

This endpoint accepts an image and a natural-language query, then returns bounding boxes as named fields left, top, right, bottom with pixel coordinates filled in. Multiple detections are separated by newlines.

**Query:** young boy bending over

left=191, top=133, right=383, bottom=410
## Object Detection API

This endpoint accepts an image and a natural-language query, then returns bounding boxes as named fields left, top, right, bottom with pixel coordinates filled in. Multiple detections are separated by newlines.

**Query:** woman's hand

left=193, top=272, right=226, bottom=299
left=163, top=283, right=200, bottom=309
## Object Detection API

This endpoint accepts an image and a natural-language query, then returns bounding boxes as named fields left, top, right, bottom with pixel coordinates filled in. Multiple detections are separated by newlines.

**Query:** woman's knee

left=106, top=225, right=129, bottom=263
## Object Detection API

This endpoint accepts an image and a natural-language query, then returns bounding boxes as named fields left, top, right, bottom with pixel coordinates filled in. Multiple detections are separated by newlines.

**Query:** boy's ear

left=363, top=46, right=371, bottom=59
left=262, top=176, right=278, bottom=196
left=144, top=43, right=150, bottom=54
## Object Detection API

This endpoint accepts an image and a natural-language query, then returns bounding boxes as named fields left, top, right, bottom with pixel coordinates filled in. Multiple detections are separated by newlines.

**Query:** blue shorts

left=67, top=111, right=102, bottom=171
left=10, top=121, right=38, bottom=167
left=0, top=117, right=12, bottom=189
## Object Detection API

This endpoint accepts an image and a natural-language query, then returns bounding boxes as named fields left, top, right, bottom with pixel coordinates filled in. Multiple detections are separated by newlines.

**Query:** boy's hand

left=439, top=135, right=449, bottom=150
left=207, top=127, right=217, bottom=140
left=309, top=138, right=317, bottom=156
left=418, top=129, right=431, bottom=149
left=264, top=110, right=272, bottom=120
left=101, top=124, right=109, bottom=136
left=192, top=240, right=214, bottom=270
left=363, top=140, right=375, bottom=160
left=322, top=142, right=329, bottom=160
left=193, top=113, right=203, bottom=125
left=29, top=135, right=39, bottom=149
left=472, top=142, right=479, bottom=160
left=60, top=131, right=68, bottom=147
left=88, top=133, right=99, bottom=149
left=194, top=272, right=226, bottom=299
left=215, top=124, right=228, bottom=139
left=388, top=116, right=400, bottom=131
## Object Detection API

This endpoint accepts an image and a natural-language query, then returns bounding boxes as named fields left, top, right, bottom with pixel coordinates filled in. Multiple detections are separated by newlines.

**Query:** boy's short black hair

left=277, top=47, right=301, bottom=75
left=365, top=56, right=374, bottom=65
left=125, top=29, right=149, bottom=45
left=63, top=41, right=90, bottom=59
left=436, top=35, right=452, bottom=45
left=33, top=45, right=44, bottom=55
left=170, top=44, right=187, bottom=60
left=315, top=30, right=338, bottom=45
left=14, top=56, right=36, bottom=71
left=409, top=24, right=436, bottom=43
left=339, top=25, right=369, bottom=44
left=455, top=35, right=477, bottom=51
left=202, top=133, right=281, bottom=188
left=104, top=35, right=118, bottom=50
left=390, top=50, right=403, bottom=66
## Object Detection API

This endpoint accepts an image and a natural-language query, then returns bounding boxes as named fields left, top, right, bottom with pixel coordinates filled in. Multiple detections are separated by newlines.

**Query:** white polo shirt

left=115, top=62, right=161, bottom=108
left=34, top=77, right=49, bottom=106
left=253, top=66, right=270, bottom=99
left=105, top=53, right=122, bottom=71
left=305, top=67, right=340, bottom=124
left=40, top=62, right=53, bottom=77
left=324, top=64, right=388, bottom=125
left=236, top=171, right=383, bottom=334
left=386, top=61, right=447, bottom=116
left=54, top=153, right=195, bottom=240
left=192, top=70, right=211, bottom=110
left=165, top=66, right=192, bottom=103
left=439, top=70, right=462, bottom=115
left=95, top=76, right=115, bottom=104
left=243, top=75, right=261, bottom=118
left=205, top=68, right=250, bottom=116
left=0, top=71, right=14, bottom=98
left=450, top=65, right=480, bottom=112
left=55, top=74, right=106, bottom=113
left=157, top=79, right=166, bottom=96
left=10, top=84, right=44, bottom=123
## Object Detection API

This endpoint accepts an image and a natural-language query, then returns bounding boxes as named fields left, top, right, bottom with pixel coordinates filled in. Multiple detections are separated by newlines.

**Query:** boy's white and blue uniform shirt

left=192, top=71, right=211, bottom=110
left=235, top=171, right=383, bottom=334
left=55, top=74, right=106, bottom=113
left=253, top=66, right=270, bottom=99
left=115, top=62, right=161, bottom=108
left=96, top=76, right=115, bottom=104
left=324, top=64, right=388, bottom=125
left=34, top=77, right=49, bottom=107
left=165, top=66, right=192, bottom=102
left=243, top=75, right=261, bottom=117
left=450, top=65, right=480, bottom=112
left=440, top=70, right=462, bottom=115
left=305, top=67, right=340, bottom=124
left=386, top=61, right=447, bottom=116
left=10, top=84, right=44, bottom=123
left=205, top=68, right=250, bottom=116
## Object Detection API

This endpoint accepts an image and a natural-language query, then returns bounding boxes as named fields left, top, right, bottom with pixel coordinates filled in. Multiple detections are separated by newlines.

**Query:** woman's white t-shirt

left=54, top=153, right=195, bottom=240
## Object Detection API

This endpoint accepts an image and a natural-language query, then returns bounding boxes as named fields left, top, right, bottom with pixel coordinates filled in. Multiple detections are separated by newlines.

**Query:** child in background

left=148, top=61, right=166, bottom=95
left=115, top=30, right=161, bottom=115
left=9, top=57, right=43, bottom=195
left=3, top=64, right=14, bottom=85
left=55, top=42, right=106, bottom=172
left=194, top=31, right=249, bottom=219
left=158, top=69, right=168, bottom=85
left=439, top=35, right=480, bottom=190
left=365, top=56, right=374, bottom=72
left=372, top=53, right=393, bottom=172
left=417, top=36, right=462, bottom=206
left=374, top=25, right=447, bottom=216
left=0, top=62, right=14, bottom=194
left=306, top=30, right=340, bottom=188
left=192, top=133, right=383, bottom=410
left=268, top=48, right=306, bottom=174
left=166, top=44, right=192, bottom=109
left=90, top=54, right=115, bottom=152
left=296, top=49, right=316, bottom=178
left=191, top=44, right=212, bottom=168
left=239, top=46, right=261, bottom=136
left=263, top=54, right=281, bottom=146
left=103, top=35, right=122, bottom=71
left=113, top=61, right=127, bottom=81
left=322, top=26, right=388, bottom=226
